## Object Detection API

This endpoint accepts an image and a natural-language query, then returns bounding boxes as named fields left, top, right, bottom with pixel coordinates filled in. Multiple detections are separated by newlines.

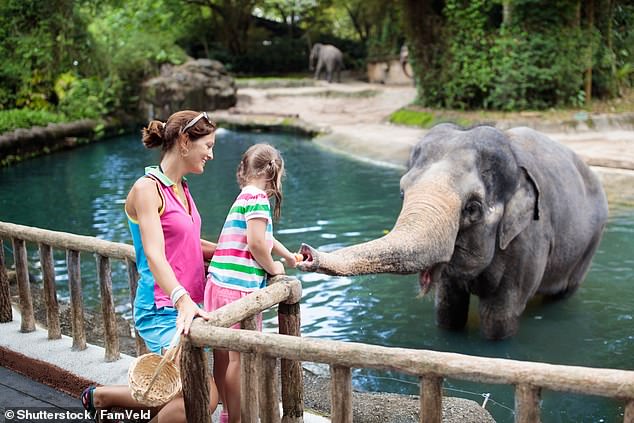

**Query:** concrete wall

left=367, top=59, right=413, bottom=85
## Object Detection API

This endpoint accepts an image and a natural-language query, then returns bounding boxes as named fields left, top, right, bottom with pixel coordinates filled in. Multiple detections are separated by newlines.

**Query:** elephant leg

left=435, top=280, right=470, bottom=331
left=478, top=297, right=521, bottom=340
left=314, top=61, right=323, bottom=80
left=326, top=64, right=334, bottom=83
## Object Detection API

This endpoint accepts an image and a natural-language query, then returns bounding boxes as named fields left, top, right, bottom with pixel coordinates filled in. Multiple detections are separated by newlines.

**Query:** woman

left=81, top=110, right=219, bottom=422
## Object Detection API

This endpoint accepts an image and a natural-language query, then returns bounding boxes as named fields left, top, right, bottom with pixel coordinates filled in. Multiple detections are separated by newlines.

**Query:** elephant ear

left=498, top=166, right=540, bottom=250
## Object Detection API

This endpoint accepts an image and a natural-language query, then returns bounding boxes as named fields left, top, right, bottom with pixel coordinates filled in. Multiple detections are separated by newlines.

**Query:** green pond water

left=0, top=130, right=632, bottom=422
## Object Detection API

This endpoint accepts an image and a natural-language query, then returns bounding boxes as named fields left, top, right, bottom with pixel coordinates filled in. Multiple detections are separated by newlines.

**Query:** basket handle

left=141, top=331, right=182, bottom=399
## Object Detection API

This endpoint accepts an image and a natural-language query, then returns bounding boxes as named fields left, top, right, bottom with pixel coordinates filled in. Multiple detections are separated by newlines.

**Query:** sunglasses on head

left=180, top=111, right=212, bottom=134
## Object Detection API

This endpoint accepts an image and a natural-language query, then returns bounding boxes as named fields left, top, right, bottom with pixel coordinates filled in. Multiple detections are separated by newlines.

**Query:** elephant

left=298, top=124, right=609, bottom=340
left=309, top=43, right=343, bottom=83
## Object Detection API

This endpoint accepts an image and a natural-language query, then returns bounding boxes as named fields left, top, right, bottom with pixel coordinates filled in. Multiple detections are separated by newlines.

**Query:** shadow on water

left=0, top=129, right=632, bottom=422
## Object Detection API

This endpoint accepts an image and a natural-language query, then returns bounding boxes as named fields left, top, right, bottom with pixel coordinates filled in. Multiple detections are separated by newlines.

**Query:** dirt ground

left=214, top=79, right=634, bottom=211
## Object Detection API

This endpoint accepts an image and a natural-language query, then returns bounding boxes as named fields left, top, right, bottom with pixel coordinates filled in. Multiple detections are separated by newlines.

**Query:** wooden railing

left=2, top=221, right=634, bottom=423
left=0, top=221, right=144, bottom=360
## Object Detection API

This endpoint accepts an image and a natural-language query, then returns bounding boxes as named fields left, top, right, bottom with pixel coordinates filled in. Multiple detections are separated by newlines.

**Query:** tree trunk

left=398, top=0, right=445, bottom=104
left=502, top=0, right=513, bottom=27
left=584, top=0, right=594, bottom=106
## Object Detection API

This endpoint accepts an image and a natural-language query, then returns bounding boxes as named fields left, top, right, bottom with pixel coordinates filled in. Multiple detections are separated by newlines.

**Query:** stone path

left=214, top=80, right=634, bottom=208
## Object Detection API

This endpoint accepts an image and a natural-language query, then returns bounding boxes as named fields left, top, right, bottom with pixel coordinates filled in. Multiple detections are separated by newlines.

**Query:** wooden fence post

left=181, top=336, right=212, bottom=423
left=420, top=375, right=443, bottom=423
left=13, top=238, right=35, bottom=332
left=39, top=243, right=60, bottom=339
left=278, top=298, right=304, bottom=422
left=126, top=257, right=148, bottom=355
left=241, top=315, right=259, bottom=423
left=624, top=399, right=634, bottom=423
left=97, top=255, right=119, bottom=361
left=331, top=365, right=353, bottom=423
left=66, top=249, right=86, bottom=350
left=0, top=239, right=12, bottom=323
left=515, top=384, right=541, bottom=423
left=258, top=355, right=280, bottom=423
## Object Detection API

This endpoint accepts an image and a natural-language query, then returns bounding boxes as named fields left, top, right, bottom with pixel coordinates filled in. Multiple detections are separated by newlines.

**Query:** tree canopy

left=0, top=0, right=631, bottom=121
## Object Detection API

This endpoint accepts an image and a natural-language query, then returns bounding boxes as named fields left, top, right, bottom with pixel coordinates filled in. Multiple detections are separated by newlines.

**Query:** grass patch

left=389, top=108, right=435, bottom=128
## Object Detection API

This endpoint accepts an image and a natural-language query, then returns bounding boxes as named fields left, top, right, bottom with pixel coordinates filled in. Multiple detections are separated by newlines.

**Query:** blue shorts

left=134, top=305, right=177, bottom=354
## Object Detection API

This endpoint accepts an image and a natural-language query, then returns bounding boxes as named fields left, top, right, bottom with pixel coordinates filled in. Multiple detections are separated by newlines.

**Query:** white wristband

left=170, top=286, right=188, bottom=306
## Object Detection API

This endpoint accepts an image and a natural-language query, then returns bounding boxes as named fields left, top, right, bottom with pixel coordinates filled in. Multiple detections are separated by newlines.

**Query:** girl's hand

left=175, top=294, right=209, bottom=335
left=284, top=253, right=303, bottom=267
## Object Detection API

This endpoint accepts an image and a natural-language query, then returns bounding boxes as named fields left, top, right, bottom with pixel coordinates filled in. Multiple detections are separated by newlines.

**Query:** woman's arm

left=130, top=179, right=208, bottom=334
left=247, top=218, right=285, bottom=276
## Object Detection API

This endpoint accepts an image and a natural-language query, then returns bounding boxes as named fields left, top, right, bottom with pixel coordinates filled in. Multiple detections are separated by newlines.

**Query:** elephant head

left=298, top=124, right=558, bottom=339
left=309, top=43, right=322, bottom=71
left=299, top=123, right=536, bottom=281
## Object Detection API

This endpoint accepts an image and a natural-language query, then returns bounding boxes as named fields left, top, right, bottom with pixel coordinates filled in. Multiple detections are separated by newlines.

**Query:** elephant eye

left=464, top=201, right=483, bottom=221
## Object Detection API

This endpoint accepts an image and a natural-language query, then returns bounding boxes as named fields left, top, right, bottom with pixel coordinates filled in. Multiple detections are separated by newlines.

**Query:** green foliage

left=0, top=0, right=101, bottom=111
left=56, top=74, right=121, bottom=120
left=487, top=27, right=587, bottom=110
left=442, top=0, right=496, bottom=109
left=0, top=109, right=66, bottom=134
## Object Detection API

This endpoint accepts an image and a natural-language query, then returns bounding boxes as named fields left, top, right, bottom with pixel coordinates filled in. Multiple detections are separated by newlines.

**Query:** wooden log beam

left=0, top=222, right=134, bottom=260
left=39, top=243, right=60, bottom=339
left=12, top=238, right=34, bottom=332
left=181, top=337, right=211, bottom=423
left=188, top=326, right=634, bottom=399
left=331, top=365, right=353, bottom=423
left=420, top=375, right=442, bottom=423
left=515, top=384, right=541, bottom=423
left=97, top=255, right=119, bottom=361
left=200, top=279, right=300, bottom=329
left=241, top=315, right=259, bottom=423
left=0, top=239, right=12, bottom=323
left=67, top=249, right=86, bottom=351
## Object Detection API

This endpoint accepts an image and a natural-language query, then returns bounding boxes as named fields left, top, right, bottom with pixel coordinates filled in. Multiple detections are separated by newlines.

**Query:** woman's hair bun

left=141, top=120, right=165, bottom=149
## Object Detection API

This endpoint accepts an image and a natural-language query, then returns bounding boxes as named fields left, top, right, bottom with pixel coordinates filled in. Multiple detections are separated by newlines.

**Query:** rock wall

left=140, top=58, right=237, bottom=120
left=0, top=120, right=97, bottom=166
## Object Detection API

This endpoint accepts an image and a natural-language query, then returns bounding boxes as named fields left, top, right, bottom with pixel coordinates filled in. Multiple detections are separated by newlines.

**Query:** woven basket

left=128, top=343, right=182, bottom=407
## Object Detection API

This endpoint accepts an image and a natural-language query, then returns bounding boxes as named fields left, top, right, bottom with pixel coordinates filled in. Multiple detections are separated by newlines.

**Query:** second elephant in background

left=309, top=43, right=343, bottom=83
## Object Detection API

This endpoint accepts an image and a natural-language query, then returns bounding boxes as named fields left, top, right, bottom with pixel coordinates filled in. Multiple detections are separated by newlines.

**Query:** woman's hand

left=174, top=294, right=209, bottom=336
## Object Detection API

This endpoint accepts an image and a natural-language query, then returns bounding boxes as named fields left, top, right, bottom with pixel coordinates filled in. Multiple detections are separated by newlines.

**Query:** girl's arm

left=272, top=237, right=298, bottom=267
left=247, top=218, right=285, bottom=276
left=130, top=179, right=208, bottom=335
left=200, top=239, right=216, bottom=261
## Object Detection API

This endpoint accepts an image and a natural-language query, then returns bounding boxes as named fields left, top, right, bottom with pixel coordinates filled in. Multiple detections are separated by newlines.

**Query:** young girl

left=205, top=143, right=298, bottom=423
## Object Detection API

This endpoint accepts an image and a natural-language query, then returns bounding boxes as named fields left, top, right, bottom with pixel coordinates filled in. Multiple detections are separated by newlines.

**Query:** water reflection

left=0, top=129, right=632, bottom=422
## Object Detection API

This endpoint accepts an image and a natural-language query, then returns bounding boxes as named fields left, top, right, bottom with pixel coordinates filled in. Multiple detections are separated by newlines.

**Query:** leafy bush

left=0, top=109, right=66, bottom=134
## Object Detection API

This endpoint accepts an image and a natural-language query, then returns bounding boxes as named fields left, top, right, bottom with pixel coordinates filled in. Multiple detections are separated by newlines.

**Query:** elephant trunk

left=300, top=179, right=461, bottom=276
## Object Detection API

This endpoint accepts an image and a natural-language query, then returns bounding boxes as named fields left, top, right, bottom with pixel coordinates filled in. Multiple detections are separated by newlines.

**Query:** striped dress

left=207, top=185, right=273, bottom=292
